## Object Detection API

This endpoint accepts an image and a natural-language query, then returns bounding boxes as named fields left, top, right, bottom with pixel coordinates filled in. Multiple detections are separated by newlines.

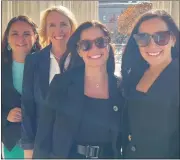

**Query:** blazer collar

left=39, top=44, right=52, bottom=98
left=2, top=61, right=21, bottom=96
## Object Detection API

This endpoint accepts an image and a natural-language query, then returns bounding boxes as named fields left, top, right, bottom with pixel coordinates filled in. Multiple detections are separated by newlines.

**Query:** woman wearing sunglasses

left=33, top=21, right=124, bottom=159
left=121, top=10, right=179, bottom=158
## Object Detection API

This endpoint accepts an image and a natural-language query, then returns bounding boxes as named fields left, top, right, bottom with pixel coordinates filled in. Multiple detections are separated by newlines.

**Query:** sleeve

left=33, top=75, right=62, bottom=158
left=169, top=86, right=179, bottom=158
left=21, top=54, right=37, bottom=150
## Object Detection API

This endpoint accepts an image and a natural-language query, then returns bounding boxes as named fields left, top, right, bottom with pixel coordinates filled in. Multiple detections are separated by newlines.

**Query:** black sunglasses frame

left=133, top=31, right=172, bottom=47
left=77, top=36, right=110, bottom=51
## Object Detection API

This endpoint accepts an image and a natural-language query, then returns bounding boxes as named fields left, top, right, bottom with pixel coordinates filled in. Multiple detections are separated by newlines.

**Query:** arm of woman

left=21, top=53, right=37, bottom=157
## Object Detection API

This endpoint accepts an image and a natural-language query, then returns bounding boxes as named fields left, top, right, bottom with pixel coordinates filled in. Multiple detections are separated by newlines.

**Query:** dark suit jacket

left=33, top=66, right=125, bottom=159
left=21, top=44, right=52, bottom=150
left=124, top=59, right=179, bottom=159
left=2, top=61, right=22, bottom=151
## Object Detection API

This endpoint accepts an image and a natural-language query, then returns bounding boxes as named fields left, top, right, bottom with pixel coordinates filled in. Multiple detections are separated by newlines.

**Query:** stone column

left=1, top=0, right=99, bottom=34
left=151, top=1, right=179, bottom=28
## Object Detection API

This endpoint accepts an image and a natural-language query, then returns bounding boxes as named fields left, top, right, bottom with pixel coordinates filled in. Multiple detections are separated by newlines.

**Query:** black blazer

left=124, top=59, right=179, bottom=159
left=33, top=66, right=125, bottom=159
left=2, top=61, right=22, bottom=151
left=21, top=44, right=52, bottom=150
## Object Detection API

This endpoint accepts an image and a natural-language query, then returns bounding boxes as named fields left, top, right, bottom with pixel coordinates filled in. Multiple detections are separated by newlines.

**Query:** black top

left=76, top=95, right=120, bottom=144
left=124, top=59, right=179, bottom=159
left=68, top=95, right=121, bottom=158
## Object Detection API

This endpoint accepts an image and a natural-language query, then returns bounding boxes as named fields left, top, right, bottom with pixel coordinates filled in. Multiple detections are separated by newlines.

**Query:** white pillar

left=151, top=1, right=179, bottom=28
left=2, top=0, right=99, bottom=35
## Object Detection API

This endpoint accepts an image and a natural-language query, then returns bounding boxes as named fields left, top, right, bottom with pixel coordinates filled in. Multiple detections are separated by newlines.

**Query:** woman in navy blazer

left=1, top=15, right=41, bottom=159
left=21, top=6, right=77, bottom=158
left=33, top=21, right=125, bottom=159
left=121, top=10, right=179, bottom=158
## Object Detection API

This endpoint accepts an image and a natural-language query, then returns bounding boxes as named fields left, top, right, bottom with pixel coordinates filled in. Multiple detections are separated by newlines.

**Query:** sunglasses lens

left=95, top=37, right=109, bottom=48
left=134, top=33, right=150, bottom=47
left=79, top=40, right=91, bottom=51
left=154, top=31, right=171, bottom=46
left=78, top=37, right=109, bottom=51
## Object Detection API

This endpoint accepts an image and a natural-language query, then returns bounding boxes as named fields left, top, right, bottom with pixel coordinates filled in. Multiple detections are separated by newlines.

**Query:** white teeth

left=90, top=55, right=102, bottom=59
left=54, top=36, right=64, bottom=40
left=17, top=44, right=25, bottom=46
left=148, top=52, right=161, bottom=56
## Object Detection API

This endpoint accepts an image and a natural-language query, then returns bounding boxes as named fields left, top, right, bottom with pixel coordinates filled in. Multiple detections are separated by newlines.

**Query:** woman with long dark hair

left=121, top=10, right=179, bottom=158
left=33, top=20, right=124, bottom=159
left=1, top=15, right=41, bottom=159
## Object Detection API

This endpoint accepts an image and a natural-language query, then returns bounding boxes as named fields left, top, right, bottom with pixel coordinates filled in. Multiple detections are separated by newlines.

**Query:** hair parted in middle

left=60, top=20, right=115, bottom=75
left=39, top=6, right=78, bottom=48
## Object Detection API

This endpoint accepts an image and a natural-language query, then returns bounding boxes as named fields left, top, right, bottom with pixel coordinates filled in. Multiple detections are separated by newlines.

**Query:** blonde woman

left=21, top=6, right=77, bottom=158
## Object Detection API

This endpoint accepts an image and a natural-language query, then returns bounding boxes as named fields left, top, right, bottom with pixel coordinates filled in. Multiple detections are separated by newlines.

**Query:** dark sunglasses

left=77, top=36, right=110, bottom=51
left=133, top=31, right=172, bottom=47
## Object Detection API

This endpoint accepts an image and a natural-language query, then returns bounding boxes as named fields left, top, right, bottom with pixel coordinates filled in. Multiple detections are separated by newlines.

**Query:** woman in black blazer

left=21, top=6, right=78, bottom=158
left=121, top=10, right=179, bottom=158
left=1, top=15, right=41, bottom=159
left=33, top=21, right=125, bottom=159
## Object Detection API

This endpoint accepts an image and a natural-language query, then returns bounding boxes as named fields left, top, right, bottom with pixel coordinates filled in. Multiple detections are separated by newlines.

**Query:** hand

left=7, top=107, right=22, bottom=122
left=24, top=150, right=33, bottom=159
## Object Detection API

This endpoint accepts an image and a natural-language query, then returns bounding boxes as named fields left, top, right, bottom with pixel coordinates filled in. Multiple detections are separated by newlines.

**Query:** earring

left=7, top=44, right=11, bottom=51
left=33, top=43, right=37, bottom=50
left=107, top=45, right=110, bottom=52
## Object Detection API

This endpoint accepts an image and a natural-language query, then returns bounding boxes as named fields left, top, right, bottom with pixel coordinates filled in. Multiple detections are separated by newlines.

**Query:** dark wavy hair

left=121, top=10, right=180, bottom=94
left=60, top=20, right=115, bottom=75
left=2, top=15, right=41, bottom=63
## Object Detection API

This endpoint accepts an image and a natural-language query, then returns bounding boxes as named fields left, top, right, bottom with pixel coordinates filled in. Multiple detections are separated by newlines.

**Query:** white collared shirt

left=49, top=51, right=60, bottom=84
left=49, top=51, right=71, bottom=84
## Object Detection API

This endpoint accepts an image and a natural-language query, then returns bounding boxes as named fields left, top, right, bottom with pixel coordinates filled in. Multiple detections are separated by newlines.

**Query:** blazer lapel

left=2, top=61, right=21, bottom=106
left=39, top=45, right=51, bottom=99
left=66, top=67, right=85, bottom=132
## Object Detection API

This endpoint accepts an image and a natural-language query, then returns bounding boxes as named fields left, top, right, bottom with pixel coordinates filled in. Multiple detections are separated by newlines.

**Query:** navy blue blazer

left=2, top=60, right=22, bottom=151
left=32, top=66, right=125, bottom=159
left=21, top=44, right=53, bottom=150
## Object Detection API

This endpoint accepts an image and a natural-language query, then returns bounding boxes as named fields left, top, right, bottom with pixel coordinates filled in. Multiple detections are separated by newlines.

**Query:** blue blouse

left=12, top=61, right=24, bottom=95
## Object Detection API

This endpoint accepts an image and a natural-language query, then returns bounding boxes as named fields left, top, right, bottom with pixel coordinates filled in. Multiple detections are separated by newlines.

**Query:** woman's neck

left=148, top=57, right=172, bottom=73
left=85, top=65, right=108, bottom=83
left=51, top=44, right=66, bottom=60
left=12, top=52, right=26, bottom=63
left=84, top=65, right=109, bottom=98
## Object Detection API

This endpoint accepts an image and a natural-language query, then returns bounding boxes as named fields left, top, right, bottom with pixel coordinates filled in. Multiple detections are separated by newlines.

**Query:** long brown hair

left=60, top=20, right=115, bottom=75
left=2, top=15, right=41, bottom=63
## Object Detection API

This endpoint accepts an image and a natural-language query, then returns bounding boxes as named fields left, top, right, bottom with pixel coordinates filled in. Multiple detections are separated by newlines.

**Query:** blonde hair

left=39, top=6, right=78, bottom=48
